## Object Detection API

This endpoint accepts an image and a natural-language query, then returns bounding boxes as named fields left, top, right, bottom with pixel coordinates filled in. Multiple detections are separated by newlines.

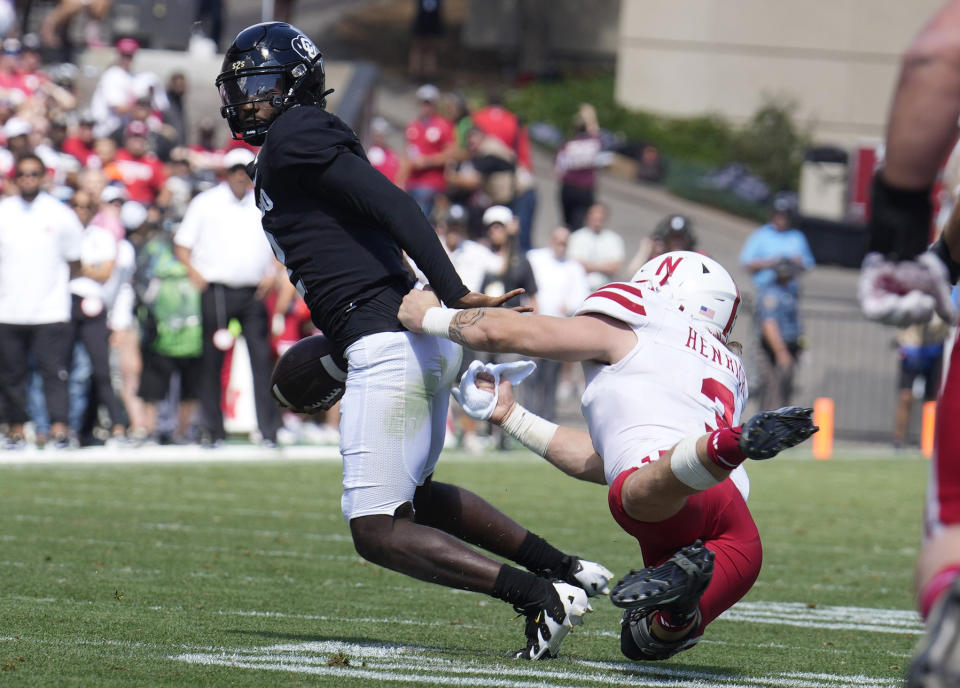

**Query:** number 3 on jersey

left=701, top=377, right=735, bottom=430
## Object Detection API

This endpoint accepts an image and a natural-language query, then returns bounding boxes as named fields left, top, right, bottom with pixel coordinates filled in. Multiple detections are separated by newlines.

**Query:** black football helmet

left=215, top=22, right=329, bottom=146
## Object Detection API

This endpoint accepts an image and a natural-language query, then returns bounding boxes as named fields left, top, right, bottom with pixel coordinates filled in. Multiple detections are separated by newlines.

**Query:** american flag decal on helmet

left=700, top=305, right=716, bottom=319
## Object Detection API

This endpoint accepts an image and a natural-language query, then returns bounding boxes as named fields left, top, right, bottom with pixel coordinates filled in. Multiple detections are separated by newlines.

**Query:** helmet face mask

left=215, top=22, right=327, bottom=145
left=633, top=250, right=741, bottom=343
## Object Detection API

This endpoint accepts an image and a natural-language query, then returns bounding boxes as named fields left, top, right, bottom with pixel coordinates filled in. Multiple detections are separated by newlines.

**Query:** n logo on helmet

left=655, top=255, right=683, bottom=285
left=291, top=35, right=318, bottom=61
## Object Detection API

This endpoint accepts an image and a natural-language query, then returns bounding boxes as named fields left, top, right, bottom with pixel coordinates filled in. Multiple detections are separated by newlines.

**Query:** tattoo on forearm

left=449, top=309, right=484, bottom=345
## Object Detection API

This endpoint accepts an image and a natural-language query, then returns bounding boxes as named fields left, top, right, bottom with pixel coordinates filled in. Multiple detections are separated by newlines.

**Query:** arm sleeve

left=304, top=151, right=469, bottom=305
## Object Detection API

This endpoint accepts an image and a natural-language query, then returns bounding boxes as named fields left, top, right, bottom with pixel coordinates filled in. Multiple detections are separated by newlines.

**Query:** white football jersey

left=575, top=281, right=749, bottom=491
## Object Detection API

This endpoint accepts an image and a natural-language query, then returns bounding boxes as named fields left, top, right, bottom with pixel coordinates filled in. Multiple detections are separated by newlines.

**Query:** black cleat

left=906, top=576, right=960, bottom=688
left=738, top=406, right=818, bottom=460
left=610, top=540, right=714, bottom=614
left=620, top=607, right=702, bottom=661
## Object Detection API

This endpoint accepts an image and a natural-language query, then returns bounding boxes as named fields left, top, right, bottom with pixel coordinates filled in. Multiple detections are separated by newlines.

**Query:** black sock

left=513, top=531, right=568, bottom=578
left=492, top=565, right=557, bottom=613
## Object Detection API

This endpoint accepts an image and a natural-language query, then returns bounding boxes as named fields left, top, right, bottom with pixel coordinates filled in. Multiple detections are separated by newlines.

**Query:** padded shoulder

left=574, top=281, right=656, bottom=327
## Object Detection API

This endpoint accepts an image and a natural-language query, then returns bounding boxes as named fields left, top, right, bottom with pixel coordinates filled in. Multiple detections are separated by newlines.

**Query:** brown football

left=270, top=334, right=347, bottom=413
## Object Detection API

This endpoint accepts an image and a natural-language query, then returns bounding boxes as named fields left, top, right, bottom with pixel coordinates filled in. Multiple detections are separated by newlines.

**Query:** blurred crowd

left=0, top=33, right=329, bottom=450
left=0, top=31, right=733, bottom=452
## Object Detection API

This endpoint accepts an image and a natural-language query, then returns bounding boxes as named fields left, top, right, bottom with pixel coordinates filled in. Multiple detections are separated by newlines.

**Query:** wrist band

left=931, top=238, right=960, bottom=284
left=501, top=404, right=558, bottom=457
left=422, top=307, right=459, bottom=338
left=867, top=172, right=933, bottom=261
left=669, top=436, right=721, bottom=491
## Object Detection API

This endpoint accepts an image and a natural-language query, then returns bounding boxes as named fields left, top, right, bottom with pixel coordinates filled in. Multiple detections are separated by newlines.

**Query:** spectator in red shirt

left=403, top=83, right=456, bottom=219
left=114, top=120, right=168, bottom=206
left=367, top=116, right=403, bottom=187
left=472, top=90, right=537, bottom=251
left=63, top=111, right=98, bottom=167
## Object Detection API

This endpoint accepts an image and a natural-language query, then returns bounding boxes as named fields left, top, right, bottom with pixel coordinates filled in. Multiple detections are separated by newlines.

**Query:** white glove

left=451, top=359, right=537, bottom=420
left=859, top=251, right=957, bottom=327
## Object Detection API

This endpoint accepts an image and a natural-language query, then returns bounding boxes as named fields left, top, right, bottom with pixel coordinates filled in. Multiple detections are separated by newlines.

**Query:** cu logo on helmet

left=291, top=35, right=318, bottom=61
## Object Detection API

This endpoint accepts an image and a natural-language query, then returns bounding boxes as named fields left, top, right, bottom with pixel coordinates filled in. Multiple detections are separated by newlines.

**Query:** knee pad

left=619, top=609, right=701, bottom=662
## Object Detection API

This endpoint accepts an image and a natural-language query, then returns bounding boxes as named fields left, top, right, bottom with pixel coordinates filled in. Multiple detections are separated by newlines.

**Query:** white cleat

left=568, top=557, right=614, bottom=597
left=514, top=581, right=591, bottom=660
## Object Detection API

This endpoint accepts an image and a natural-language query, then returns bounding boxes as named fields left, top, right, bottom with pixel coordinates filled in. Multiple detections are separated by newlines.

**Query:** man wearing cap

left=0, top=154, right=83, bottom=448
left=0, top=116, right=34, bottom=181
left=754, top=259, right=804, bottom=410
left=739, top=202, right=815, bottom=292
left=442, top=204, right=501, bottom=293
left=173, top=147, right=282, bottom=447
left=114, top=120, right=167, bottom=205
left=403, top=84, right=457, bottom=218
left=480, top=205, right=537, bottom=311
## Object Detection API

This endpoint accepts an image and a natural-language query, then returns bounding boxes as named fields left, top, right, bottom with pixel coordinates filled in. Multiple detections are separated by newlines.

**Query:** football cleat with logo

left=514, top=581, right=591, bottom=660
left=738, top=406, right=818, bottom=460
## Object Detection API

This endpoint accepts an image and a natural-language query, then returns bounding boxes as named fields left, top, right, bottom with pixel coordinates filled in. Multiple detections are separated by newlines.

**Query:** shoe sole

left=906, top=577, right=960, bottom=688
left=611, top=541, right=714, bottom=611
left=740, top=406, right=817, bottom=460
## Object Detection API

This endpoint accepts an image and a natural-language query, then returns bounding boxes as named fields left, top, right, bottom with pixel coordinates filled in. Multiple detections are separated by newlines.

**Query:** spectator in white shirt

left=66, top=189, right=126, bottom=443
left=0, top=154, right=83, bottom=448
left=567, top=202, right=625, bottom=291
left=173, top=147, right=280, bottom=447
left=442, top=204, right=502, bottom=292
left=525, top=226, right=591, bottom=421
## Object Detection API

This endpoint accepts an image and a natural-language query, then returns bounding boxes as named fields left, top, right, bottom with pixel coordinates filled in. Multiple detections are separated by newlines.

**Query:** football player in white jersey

left=399, top=250, right=817, bottom=660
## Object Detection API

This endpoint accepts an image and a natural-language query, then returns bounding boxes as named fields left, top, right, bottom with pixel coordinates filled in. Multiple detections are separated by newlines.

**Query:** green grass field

left=0, top=448, right=929, bottom=687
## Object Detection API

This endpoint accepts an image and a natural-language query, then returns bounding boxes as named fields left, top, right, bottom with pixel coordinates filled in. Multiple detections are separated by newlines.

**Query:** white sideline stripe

left=171, top=640, right=902, bottom=688
left=0, top=444, right=342, bottom=465
left=0, top=446, right=536, bottom=467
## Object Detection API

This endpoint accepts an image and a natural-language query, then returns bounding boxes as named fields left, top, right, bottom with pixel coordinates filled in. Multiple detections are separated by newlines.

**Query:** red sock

left=654, top=609, right=696, bottom=632
left=919, top=564, right=960, bottom=620
left=706, top=427, right=745, bottom=470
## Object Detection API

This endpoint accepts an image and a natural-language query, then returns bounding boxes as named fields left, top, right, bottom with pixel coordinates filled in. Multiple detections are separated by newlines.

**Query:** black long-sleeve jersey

left=250, top=105, right=469, bottom=357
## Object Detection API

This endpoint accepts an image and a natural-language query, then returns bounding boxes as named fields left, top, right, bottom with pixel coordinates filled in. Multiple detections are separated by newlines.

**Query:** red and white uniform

left=576, top=279, right=759, bottom=631
left=577, top=281, right=748, bottom=484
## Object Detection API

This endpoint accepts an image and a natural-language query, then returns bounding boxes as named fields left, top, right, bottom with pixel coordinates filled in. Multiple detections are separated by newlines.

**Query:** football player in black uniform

left=215, top=21, right=612, bottom=660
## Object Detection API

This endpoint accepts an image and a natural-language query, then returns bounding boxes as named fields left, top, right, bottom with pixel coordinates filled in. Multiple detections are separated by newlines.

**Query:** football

left=270, top=334, right=347, bottom=413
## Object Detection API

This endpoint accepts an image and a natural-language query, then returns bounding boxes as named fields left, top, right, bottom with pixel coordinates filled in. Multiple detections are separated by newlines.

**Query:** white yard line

left=170, top=639, right=904, bottom=688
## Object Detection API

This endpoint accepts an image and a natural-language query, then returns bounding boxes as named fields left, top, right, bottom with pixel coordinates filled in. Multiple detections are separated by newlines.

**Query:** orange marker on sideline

left=812, top=397, right=834, bottom=460
left=922, top=400, right=937, bottom=459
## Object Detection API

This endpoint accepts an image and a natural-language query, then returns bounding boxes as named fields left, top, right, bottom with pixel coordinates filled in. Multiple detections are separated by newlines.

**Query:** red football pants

left=609, top=468, right=762, bottom=629
left=930, top=340, right=960, bottom=530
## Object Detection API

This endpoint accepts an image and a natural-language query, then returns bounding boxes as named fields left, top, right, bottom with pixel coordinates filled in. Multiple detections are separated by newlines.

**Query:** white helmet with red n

left=633, top=251, right=741, bottom=342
